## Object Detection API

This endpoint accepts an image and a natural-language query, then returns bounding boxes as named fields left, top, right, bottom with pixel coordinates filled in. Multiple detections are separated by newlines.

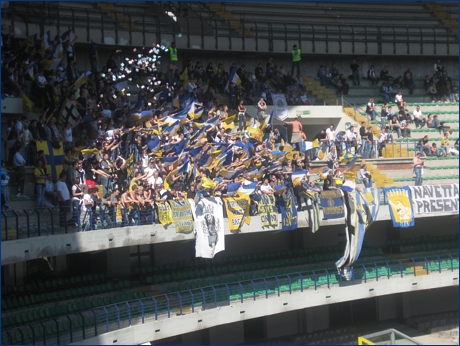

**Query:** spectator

left=440, top=132, right=450, bottom=156
left=366, top=98, right=378, bottom=120
left=345, top=125, right=357, bottom=154
left=409, top=105, right=423, bottom=128
left=56, top=171, right=71, bottom=227
left=291, top=44, right=301, bottom=77
left=34, top=160, right=47, bottom=209
left=367, top=65, right=379, bottom=85
left=358, top=164, right=373, bottom=188
left=430, top=143, right=445, bottom=157
left=450, top=81, right=458, bottom=102
left=350, top=58, right=360, bottom=86
left=317, top=65, right=330, bottom=87
left=377, top=127, right=390, bottom=158
left=416, top=135, right=430, bottom=157
left=426, top=82, right=438, bottom=103
left=427, top=114, right=445, bottom=133
left=413, top=152, right=424, bottom=186
left=13, top=146, right=26, bottom=197
left=403, top=67, right=415, bottom=95
left=1, top=160, right=13, bottom=210
left=379, top=66, right=393, bottom=82
left=379, top=82, right=391, bottom=103
left=283, top=116, right=303, bottom=152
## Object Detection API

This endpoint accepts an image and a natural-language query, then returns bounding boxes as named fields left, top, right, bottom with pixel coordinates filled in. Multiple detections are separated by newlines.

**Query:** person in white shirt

left=345, top=125, right=357, bottom=154
left=260, top=178, right=275, bottom=194
left=13, top=146, right=26, bottom=197
left=325, top=124, right=336, bottom=154
left=148, top=171, right=163, bottom=189
left=358, top=164, right=373, bottom=188
left=188, top=80, right=197, bottom=93
left=80, top=187, right=97, bottom=231
left=56, top=172, right=71, bottom=227
left=412, top=106, right=426, bottom=128
left=377, top=127, right=389, bottom=158
left=44, top=175, right=58, bottom=207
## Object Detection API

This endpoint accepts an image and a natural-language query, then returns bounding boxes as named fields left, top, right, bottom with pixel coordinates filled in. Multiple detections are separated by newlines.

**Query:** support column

left=305, top=305, right=329, bottom=334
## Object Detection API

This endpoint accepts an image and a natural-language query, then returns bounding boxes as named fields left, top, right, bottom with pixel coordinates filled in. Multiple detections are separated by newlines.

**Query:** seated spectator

left=430, top=143, right=445, bottom=157
left=379, top=66, right=393, bottom=82
left=416, top=135, right=430, bottom=157
left=450, top=81, right=458, bottom=102
left=392, top=75, right=404, bottom=89
left=358, top=164, right=373, bottom=188
left=412, top=105, right=426, bottom=128
left=394, top=90, right=405, bottom=107
left=367, top=65, right=379, bottom=85
left=440, top=132, right=450, bottom=156
left=427, top=114, right=446, bottom=133
left=389, top=115, right=402, bottom=138
left=335, top=74, right=349, bottom=96
left=366, top=98, right=378, bottom=120
left=317, top=65, right=330, bottom=86
left=426, top=82, right=438, bottom=103
left=377, top=127, right=390, bottom=158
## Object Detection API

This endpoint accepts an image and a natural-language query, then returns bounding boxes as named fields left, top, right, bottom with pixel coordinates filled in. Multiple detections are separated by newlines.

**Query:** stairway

left=362, top=162, right=398, bottom=188
left=96, top=3, right=139, bottom=31
left=301, top=77, right=338, bottom=105
left=426, top=3, right=458, bottom=34
left=206, top=3, right=254, bottom=38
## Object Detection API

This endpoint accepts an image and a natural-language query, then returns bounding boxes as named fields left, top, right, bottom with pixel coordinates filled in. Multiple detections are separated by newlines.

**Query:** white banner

left=195, top=198, right=225, bottom=258
left=409, top=184, right=459, bottom=214
left=271, top=93, right=289, bottom=121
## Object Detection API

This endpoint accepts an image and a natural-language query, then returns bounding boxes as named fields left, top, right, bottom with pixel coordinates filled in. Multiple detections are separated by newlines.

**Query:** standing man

left=169, top=41, right=178, bottom=65
left=350, top=58, right=360, bottom=87
left=413, top=152, right=424, bottom=186
left=56, top=171, right=71, bottom=228
left=13, top=146, right=26, bottom=197
left=325, top=124, right=336, bottom=154
left=291, top=44, right=301, bottom=77
left=284, top=115, right=303, bottom=151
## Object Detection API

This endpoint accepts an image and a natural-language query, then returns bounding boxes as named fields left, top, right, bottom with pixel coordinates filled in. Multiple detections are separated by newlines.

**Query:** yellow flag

left=180, top=67, right=188, bottom=86
left=224, top=114, right=236, bottom=124
left=202, top=177, right=216, bottom=189
left=22, top=94, right=34, bottom=112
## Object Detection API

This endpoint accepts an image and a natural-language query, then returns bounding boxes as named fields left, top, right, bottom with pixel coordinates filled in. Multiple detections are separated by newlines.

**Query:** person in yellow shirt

left=34, top=160, right=47, bottom=208
left=440, top=132, right=450, bottom=156
left=291, top=44, right=301, bottom=77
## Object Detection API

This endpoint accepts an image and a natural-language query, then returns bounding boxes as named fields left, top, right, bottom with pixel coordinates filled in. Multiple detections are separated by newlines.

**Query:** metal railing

left=1, top=253, right=458, bottom=345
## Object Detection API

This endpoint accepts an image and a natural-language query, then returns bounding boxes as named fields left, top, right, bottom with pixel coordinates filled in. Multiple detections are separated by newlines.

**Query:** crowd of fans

left=1, top=29, right=458, bottom=229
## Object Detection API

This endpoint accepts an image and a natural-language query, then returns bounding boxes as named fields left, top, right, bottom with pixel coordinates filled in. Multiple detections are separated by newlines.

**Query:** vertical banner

left=195, top=198, right=225, bottom=259
left=258, top=194, right=278, bottom=227
left=336, top=188, right=380, bottom=280
left=300, top=189, right=321, bottom=233
left=271, top=93, right=289, bottom=121
left=280, top=192, right=298, bottom=231
left=383, top=187, right=415, bottom=228
left=222, top=194, right=251, bottom=232
left=319, top=190, right=345, bottom=219
left=409, top=184, right=459, bottom=214
left=157, top=201, right=173, bottom=226
left=169, top=200, right=194, bottom=233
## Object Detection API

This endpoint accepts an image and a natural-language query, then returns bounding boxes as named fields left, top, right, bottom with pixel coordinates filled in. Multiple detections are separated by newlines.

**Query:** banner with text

left=320, top=190, right=345, bottom=219
left=169, top=200, right=194, bottom=233
left=223, top=195, right=251, bottom=231
left=409, top=184, right=459, bottom=214
left=195, top=198, right=225, bottom=259
left=258, top=194, right=278, bottom=227
left=383, top=187, right=414, bottom=228
left=157, top=202, right=173, bottom=226
left=280, top=192, right=298, bottom=231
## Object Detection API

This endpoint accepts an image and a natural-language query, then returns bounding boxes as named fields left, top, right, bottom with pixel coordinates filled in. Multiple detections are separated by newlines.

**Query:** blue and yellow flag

left=320, top=190, right=345, bottom=220
left=36, top=141, right=64, bottom=180
left=383, top=186, right=414, bottom=228
left=280, top=190, right=298, bottom=231
left=340, top=153, right=360, bottom=169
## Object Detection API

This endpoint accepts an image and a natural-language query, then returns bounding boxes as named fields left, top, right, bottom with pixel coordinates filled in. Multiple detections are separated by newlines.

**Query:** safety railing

left=2, top=187, right=393, bottom=241
left=2, top=253, right=458, bottom=345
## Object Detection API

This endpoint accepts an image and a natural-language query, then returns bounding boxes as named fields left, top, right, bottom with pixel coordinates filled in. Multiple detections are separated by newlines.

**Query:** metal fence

left=2, top=253, right=458, bottom=345
left=2, top=190, right=390, bottom=241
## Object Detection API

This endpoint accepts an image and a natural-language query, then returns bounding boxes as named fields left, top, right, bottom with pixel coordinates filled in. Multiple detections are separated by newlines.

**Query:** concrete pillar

left=305, top=305, right=329, bottom=334
left=54, top=255, right=67, bottom=276
left=106, top=247, right=131, bottom=279
left=208, top=321, right=244, bottom=344
left=399, top=292, right=412, bottom=319
left=264, top=311, right=300, bottom=340
left=377, top=295, right=398, bottom=321
left=181, top=330, right=203, bottom=344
